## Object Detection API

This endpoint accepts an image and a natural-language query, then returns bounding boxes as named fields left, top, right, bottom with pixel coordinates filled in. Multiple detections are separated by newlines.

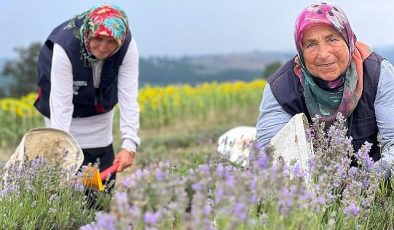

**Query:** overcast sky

left=1, top=0, right=393, bottom=58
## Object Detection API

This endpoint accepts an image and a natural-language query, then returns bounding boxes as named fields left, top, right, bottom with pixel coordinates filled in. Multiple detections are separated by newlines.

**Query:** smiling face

left=302, top=24, right=350, bottom=81
left=88, top=35, right=119, bottom=60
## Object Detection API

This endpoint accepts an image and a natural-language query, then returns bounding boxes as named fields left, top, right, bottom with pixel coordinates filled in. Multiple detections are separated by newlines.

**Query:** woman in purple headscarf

left=256, top=2, right=394, bottom=179
left=34, top=4, right=140, bottom=193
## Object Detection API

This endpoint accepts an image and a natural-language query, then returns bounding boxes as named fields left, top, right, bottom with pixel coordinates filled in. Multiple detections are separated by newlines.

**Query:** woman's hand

left=114, top=149, right=135, bottom=172
left=372, top=160, right=391, bottom=182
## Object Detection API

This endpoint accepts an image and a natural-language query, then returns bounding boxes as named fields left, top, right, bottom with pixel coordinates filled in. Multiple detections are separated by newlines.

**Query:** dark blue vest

left=268, top=53, right=384, bottom=162
left=34, top=18, right=132, bottom=118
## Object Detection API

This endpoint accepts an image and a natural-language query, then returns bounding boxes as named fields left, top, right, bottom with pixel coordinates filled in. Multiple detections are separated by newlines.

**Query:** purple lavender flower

left=315, top=196, right=326, bottom=205
left=249, top=194, right=256, bottom=204
left=155, top=168, right=165, bottom=181
left=216, top=164, right=224, bottom=177
left=305, top=128, right=313, bottom=142
left=0, top=188, right=10, bottom=198
left=291, top=162, right=306, bottom=178
left=95, top=212, right=117, bottom=230
left=282, top=187, right=295, bottom=206
left=199, top=164, right=210, bottom=174
left=144, top=211, right=160, bottom=226
left=348, top=167, right=358, bottom=178
left=300, top=191, right=313, bottom=201
left=31, top=157, right=44, bottom=169
left=256, top=153, right=268, bottom=169
left=203, top=203, right=212, bottom=216
left=233, top=202, right=248, bottom=221
left=361, top=199, right=371, bottom=208
left=115, top=191, right=128, bottom=205
left=254, top=141, right=264, bottom=150
left=121, top=177, right=136, bottom=188
left=215, top=187, right=224, bottom=203
left=361, top=177, right=370, bottom=191
left=80, top=224, right=96, bottom=230
left=249, top=178, right=256, bottom=190
left=306, top=159, right=315, bottom=172
left=128, top=206, right=139, bottom=218
left=192, top=182, right=202, bottom=191
left=225, top=175, right=235, bottom=187
left=343, top=203, right=360, bottom=217
left=353, top=142, right=374, bottom=171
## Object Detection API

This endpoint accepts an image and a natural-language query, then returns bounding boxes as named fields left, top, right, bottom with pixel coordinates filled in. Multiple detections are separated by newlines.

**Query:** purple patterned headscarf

left=292, top=2, right=367, bottom=123
left=294, top=2, right=356, bottom=63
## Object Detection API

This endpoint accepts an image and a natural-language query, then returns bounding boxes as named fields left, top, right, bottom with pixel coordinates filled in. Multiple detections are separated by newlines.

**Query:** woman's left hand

left=114, top=149, right=135, bottom=172
left=372, top=160, right=391, bottom=182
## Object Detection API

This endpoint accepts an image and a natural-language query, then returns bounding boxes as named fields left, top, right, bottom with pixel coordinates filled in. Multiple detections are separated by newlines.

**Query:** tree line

left=1, top=43, right=282, bottom=97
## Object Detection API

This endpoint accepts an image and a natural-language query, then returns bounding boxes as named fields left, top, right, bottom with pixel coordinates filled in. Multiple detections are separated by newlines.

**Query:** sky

left=1, top=0, right=394, bottom=58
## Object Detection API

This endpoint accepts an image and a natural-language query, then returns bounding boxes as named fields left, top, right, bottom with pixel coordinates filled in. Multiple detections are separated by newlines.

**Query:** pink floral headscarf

left=292, top=2, right=372, bottom=123
left=294, top=2, right=356, bottom=64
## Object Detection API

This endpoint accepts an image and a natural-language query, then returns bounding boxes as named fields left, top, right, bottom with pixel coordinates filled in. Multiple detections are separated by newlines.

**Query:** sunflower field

left=0, top=80, right=266, bottom=148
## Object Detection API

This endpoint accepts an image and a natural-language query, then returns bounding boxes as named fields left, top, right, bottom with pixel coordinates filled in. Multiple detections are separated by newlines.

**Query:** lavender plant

left=81, top=113, right=390, bottom=229
left=0, top=157, right=110, bottom=229
left=307, top=114, right=381, bottom=223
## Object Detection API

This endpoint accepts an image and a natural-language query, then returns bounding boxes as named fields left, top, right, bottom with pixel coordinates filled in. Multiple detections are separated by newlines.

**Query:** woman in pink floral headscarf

left=256, top=2, right=394, bottom=180
left=35, top=4, right=140, bottom=194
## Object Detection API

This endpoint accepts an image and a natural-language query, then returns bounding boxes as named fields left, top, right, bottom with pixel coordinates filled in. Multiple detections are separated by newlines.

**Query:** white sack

left=269, top=113, right=313, bottom=170
left=4, top=128, right=84, bottom=178
left=217, top=126, right=256, bottom=166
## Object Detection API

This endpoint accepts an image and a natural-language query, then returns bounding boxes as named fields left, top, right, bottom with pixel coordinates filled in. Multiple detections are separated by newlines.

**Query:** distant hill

left=180, top=51, right=292, bottom=71
left=374, top=46, right=394, bottom=64
left=139, top=57, right=263, bottom=86
left=0, top=52, right=291, bottom=90
left=138, top=51, right=292, bottom=86
left=0, top=47, right=393, bottom=94
left=138, top=51, right=293, bottom=86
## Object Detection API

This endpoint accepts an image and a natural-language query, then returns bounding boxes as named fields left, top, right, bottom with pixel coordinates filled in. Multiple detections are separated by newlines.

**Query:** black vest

left=34, top=18, right=132, bottom=118
left=268, top=53, right=384, bottom=161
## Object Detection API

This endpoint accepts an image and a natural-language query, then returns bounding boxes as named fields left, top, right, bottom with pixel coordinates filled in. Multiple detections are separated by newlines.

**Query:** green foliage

left=262, top=61, right=282, bottom=79
left=1, top=42, right=42, bottom=97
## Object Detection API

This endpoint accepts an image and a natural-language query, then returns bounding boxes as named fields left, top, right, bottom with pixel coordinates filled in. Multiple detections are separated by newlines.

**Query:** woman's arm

left=255, top=84, right=292, bottom=146
left=374, top=59, right=394, bottom=177
left=48, top=44, right=74, bottom=132
left=117, top=38, right=141, bottom=153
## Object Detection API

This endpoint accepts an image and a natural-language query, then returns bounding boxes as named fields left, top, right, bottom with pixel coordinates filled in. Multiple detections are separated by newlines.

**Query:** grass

left=114, top=107, right=259, bottom=185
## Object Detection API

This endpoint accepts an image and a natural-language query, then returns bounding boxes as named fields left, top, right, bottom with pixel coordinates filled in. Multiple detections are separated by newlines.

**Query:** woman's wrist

left=121, top=148, right=135, bottom=156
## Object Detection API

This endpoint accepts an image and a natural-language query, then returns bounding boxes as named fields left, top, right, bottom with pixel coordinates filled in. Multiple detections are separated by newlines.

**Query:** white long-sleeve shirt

left=45, top=39, right=140, bottom=152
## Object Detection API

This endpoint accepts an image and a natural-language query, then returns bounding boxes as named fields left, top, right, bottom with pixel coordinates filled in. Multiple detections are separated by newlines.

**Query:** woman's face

left=88, top=35, right=118, bottom=60
left=302, top=24, right=350, bottom=81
